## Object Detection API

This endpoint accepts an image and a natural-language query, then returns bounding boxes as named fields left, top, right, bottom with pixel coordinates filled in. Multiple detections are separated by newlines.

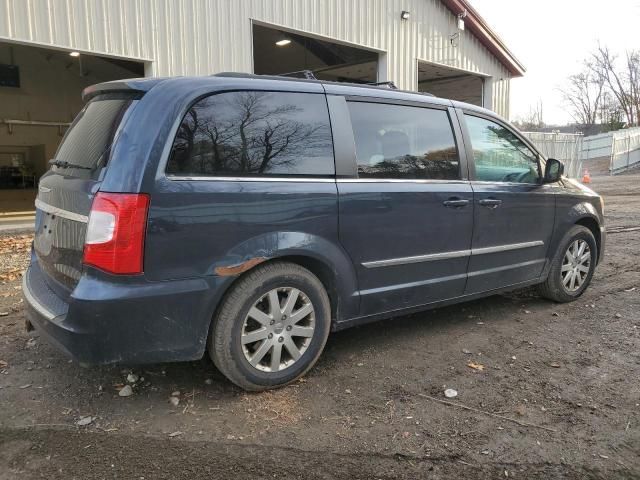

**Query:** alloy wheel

left=241, top=287, right=316, bottom=372
left=561, top=239, right=591, bottom=292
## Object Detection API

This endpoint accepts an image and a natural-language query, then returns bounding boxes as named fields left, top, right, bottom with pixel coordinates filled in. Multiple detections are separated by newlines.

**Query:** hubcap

left=241, top=287, right=316, bottom=373
left=561, top=239, right=591, bottom=293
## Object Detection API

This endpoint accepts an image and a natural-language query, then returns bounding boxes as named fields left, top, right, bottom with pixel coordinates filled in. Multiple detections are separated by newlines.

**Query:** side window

left=347, top=102, right=460, bottom=180
left=167, top=91, right=334, bottom=176
left=464, top=114, right=540, bottom=184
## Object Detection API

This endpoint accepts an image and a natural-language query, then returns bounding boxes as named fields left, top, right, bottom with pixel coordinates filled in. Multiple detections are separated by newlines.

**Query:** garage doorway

left=418, top=61, right=485, bottom=107
left=0, top=42, right=144, bottom=212
left=252, top=23, right=379, bottom=83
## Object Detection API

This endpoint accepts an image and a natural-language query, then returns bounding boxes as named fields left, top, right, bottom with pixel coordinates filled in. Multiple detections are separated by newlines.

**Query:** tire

left=209, top=261, right=331, bottom=391
left=538, top=225, right=597, bottom=303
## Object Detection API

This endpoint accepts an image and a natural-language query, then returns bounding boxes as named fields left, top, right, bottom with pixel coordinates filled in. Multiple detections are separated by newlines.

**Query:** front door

left=337, top=99, right=473, bottom=316
left=459, top=112, right=556, bottom=294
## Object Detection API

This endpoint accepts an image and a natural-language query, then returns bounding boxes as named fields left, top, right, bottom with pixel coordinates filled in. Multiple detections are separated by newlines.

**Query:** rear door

left=458, top=110, right=556, bottom=294
left=33, top=93, right=139, bottom=294
left=335, top=97, right=473, bottom=316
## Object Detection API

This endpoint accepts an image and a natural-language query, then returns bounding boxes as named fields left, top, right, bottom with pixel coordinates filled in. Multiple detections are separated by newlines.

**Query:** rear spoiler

left=82, top=78, right=165, bottom=102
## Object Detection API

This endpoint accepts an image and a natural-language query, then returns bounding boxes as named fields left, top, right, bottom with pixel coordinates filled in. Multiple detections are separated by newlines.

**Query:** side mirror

left=543, top=158, right=564, bottom=183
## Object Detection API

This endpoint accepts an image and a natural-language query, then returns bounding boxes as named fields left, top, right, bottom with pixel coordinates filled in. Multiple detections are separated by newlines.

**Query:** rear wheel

left=209, top=262, right=331, bottom=391
left=538, top=225, right=597, bottom=302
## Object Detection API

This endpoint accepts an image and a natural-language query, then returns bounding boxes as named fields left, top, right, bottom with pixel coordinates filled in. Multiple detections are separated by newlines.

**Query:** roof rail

left=367, top=81, right=398, bottom=89
left=277, top=70, right=318, bottom=80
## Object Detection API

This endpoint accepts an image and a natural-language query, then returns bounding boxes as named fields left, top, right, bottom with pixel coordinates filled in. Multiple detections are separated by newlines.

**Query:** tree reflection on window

left=167, top=91, right=334, bottom=176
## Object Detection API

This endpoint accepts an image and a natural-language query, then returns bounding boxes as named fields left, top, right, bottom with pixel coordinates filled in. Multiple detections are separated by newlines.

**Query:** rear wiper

left=49, top=159, right=92, bottom=170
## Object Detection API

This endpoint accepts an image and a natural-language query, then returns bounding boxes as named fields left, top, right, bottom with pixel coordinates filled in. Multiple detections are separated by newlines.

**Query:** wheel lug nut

left=282, top=315, right=286, bottom=320
left=268, top=333, right=273, bottom=339
left=286, top=325, right=292, bottom=331
left=270, top=320, right=275, bottom=325
left=278, top=337, right=284, bottom=343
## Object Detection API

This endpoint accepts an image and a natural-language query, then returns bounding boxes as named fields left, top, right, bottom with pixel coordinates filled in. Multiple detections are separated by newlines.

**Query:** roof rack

left=277, top=70, right=318, bottom=80
left=215, top=71, right=433, bottom=96
left=276, top=70, right=398, bottom=89
left=368, top=81, right=398, bottom=89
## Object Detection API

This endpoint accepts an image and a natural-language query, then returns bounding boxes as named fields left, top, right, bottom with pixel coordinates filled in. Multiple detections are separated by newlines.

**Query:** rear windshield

left=53, top=93, right=138, bottom=177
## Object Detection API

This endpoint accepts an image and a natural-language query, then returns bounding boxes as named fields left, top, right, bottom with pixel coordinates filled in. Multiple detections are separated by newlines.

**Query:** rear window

left=166, top=91, right=334, bottom=177
left=53, top=93, right=137, bottom=176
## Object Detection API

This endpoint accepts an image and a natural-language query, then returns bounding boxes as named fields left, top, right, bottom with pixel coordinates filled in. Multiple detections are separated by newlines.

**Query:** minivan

left=24, top=73, right=605, bottom=390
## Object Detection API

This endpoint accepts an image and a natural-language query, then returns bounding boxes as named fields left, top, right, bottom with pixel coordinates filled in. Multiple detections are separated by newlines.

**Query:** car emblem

left=38, top=185, right=51, bottom=193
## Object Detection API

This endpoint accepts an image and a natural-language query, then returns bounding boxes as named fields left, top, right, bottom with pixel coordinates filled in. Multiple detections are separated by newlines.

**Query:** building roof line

left=441, top=0, right=526, bottom=77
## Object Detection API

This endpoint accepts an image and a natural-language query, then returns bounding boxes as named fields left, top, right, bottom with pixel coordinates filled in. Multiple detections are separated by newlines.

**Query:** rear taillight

left=83, top=193, right=150, bottom=275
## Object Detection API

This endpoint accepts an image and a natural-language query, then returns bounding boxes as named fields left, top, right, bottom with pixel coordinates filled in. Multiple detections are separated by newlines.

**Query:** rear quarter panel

left=144, top=177, right=360, bottom=320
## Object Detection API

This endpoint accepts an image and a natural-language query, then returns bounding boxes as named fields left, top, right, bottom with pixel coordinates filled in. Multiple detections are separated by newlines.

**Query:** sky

left=468, top=0, right=640, bottom=125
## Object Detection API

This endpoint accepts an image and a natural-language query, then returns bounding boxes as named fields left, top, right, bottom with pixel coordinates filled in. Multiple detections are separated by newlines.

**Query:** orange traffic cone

left=582, top=168, right=591, bottom=184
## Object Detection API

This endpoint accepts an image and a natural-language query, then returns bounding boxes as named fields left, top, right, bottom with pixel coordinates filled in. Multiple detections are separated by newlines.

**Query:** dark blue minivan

left=24, top=73, right=605, bottom=390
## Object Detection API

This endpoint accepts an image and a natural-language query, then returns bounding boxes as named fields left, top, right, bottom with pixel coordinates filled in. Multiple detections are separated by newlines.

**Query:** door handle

left=478, top=198, right=503, bottom=208
left=443, top=198, right=470, bottom=208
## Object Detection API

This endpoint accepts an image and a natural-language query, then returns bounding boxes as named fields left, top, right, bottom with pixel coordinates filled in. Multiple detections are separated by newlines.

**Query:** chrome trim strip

left=361, top=241, right=544, bottom=268
left=467, top=259, right=546, bottom=277
left=470, top=180, right=541, bottom=186
left=167, top=176, right=336, bottom=183
left=358, top=272, right=468, bottom=296
left=472, top=240, right=544, bottom=256
left=362, top=249, right=471, bottom=268
left=35, top=199, right=88, bottom=223
left=338, top=178, right=468, bottom=184
left=22, top=272, right=56, bottom=321
left=167, top=176, right=471, bottom=185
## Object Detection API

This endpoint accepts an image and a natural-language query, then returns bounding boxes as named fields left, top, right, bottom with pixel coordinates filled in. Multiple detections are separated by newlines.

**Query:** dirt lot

left=1, top=175, right=639, bottom=479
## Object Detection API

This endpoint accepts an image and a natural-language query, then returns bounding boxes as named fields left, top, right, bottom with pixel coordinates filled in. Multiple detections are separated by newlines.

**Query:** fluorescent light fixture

left=275, top=34, right=291, bottom=47
left=69, top=51, right=80, bottom=57
left=400, top=10, right=410, bottom=20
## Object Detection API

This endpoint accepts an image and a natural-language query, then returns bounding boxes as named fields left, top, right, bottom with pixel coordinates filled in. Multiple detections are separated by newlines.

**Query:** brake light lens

left=83, top=193, right=150, bottom=274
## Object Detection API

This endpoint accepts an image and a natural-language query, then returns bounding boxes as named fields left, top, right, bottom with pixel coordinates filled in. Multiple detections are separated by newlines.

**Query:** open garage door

left=252, top=24, right=378, bottom=83
left=0, top=42, right=144, bottom=213
left=418, top=61, right=485, bottom=107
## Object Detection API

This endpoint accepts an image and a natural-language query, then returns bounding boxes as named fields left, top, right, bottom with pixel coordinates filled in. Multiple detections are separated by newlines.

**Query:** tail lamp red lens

left=83, top=193, right=150, bottom=275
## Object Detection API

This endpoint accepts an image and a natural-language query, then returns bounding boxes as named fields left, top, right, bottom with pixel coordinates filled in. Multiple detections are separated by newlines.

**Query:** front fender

left=548, top=196, right=603, bottom=268
left=212, top=231, right=360, bottom=321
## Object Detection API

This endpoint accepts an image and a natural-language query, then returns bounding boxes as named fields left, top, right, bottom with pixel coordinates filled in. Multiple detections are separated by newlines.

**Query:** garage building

left=0, top=0, right=524, bottom=212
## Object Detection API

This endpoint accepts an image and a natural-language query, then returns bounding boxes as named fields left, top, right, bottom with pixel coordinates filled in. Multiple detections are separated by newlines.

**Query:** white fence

left=581, top=132, right=614, bottom=161
left=524, top=131, right=584, bottom=178
left=610, top=127, right=640, bottom=174
left=574, top=126, right=640, bottom=175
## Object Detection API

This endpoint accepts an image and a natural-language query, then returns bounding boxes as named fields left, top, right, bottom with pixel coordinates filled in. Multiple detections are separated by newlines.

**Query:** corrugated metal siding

left=0, top=0, right=512, bottom=116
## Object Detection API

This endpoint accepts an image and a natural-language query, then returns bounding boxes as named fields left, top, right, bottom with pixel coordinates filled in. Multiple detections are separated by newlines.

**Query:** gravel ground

left=0, top=176, right=639, bottom=479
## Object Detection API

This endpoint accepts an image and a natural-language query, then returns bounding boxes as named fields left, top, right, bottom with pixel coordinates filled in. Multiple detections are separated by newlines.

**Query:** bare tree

left=559, top=65, right=604, bottom=126
left=168, top=91, right=330, bottom=175
left=590, top=46, right=640, bottom=126
left=514, top=100, right=545, bottom=131
left=599, top=91, right=625, bottom=131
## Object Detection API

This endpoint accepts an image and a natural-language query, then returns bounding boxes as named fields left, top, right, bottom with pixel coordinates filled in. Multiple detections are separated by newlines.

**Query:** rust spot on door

left=215, top=257, right=267, bottom=276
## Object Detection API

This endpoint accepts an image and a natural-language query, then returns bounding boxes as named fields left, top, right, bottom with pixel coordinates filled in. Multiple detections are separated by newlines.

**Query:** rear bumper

left=23, top=261, right=232, bottom=365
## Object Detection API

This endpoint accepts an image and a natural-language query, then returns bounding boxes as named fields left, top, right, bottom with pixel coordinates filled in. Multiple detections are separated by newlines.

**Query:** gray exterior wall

left=0, top=0, right=513, bottom=117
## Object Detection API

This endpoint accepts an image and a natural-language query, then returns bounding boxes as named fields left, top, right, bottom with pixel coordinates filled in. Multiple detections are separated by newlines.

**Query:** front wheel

left=209, top=262, right=331, bottom=391
left=538, top=225, right=597, bottom=302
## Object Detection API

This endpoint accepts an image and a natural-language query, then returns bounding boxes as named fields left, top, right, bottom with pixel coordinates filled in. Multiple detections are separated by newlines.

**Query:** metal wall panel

left=0, top=0, right=513, bottom=116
